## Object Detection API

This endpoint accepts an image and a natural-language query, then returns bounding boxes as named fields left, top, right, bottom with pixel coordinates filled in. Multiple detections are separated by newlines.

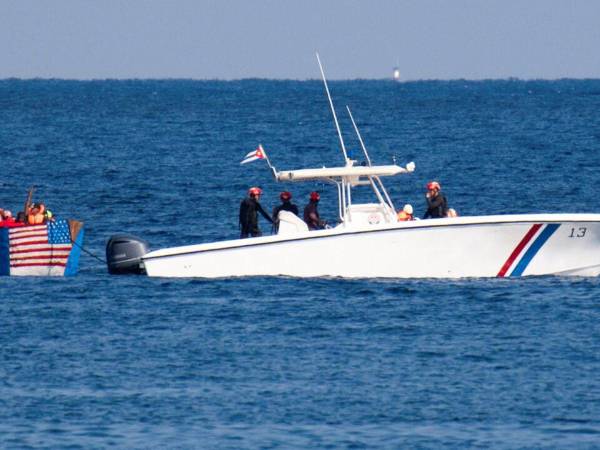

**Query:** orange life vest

left=397, top=211, right=413, bottom=221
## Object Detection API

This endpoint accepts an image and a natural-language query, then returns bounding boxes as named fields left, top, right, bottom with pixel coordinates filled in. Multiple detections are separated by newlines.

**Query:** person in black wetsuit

left=423, top=181, right=448, bottom=219
left=303, top=191, right=326, bottom=230
left=239, top=187, right=273, bottom=238
left=272, top=191, right=299, bottom=232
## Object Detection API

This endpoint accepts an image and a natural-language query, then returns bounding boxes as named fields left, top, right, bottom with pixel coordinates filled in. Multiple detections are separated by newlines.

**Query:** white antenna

left=345, top=105, right=396, bottom=213
left=346, top=105, right=371, bottom=166
left=316, top=52, right=349, bottom=163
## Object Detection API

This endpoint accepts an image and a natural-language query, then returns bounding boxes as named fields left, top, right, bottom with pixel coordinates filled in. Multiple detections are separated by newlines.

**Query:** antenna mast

left=346, top=105, right=371, bottom=166
left=346, top=105, right=396, bottom=214
left=316, top=53, right=349, bottom=163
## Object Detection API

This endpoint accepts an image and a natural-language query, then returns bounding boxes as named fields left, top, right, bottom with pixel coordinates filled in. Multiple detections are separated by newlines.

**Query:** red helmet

left=426, top=181, right=441, bottom=191
left=310, top=191, right=320, bottom=201
left=280, top=191, right=292, bottom=201
left=248, top=187, right=262, bottom=197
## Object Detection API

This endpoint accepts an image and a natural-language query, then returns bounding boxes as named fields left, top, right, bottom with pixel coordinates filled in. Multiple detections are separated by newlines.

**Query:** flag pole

left=23, top=185, right=35, bottom=222
left=259, top=144, right=273, bottom=168
left=259, top=144, right=278, bottom=179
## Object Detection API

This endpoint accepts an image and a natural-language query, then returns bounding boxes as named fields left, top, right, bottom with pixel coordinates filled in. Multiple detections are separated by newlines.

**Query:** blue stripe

left=510, top=224, right=560, bottom=277
left=64, top=226, right=84, bottom=276
left=0, top=228, right=9, bottom=276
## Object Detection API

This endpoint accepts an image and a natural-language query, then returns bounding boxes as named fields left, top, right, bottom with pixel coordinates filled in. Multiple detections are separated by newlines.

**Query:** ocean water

left=1, top=78, right=600, bottom=448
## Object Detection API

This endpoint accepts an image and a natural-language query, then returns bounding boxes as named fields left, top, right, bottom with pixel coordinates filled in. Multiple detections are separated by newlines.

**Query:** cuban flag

left=240, top=144, right=267, bottom=165
left=0, top=219, right=84, bottom=276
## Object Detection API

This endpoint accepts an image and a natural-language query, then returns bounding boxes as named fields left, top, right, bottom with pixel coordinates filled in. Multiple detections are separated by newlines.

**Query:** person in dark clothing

left=272, top=191, right=299, bottom=232
left=303, top=191, right=326, bottom=230
left=423, top=181, right=448, bottom=219
left=239, top=187, right=274, bottom=238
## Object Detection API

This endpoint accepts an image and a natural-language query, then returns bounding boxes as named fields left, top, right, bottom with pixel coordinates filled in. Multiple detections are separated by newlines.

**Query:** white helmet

left=403, top=204, right=413, bottom=214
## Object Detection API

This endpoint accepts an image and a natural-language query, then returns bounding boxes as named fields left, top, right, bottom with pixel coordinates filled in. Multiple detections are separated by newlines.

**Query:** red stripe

left=10, top=231, right=48, bottom=239
left=9, top=226, right=47, bottom=235
left=10, top=254, right=70, bottom=261
left=10, top=224, right=46, bottom=231
left=10, top=228, right=47, bottom=234
left=10, top=239, right=50, bottom=247
left=10, top=237, right=49, bottom=245
left=497, top=224, right=542, bottom=277
left=10, top=262, right=67, bottom=268
left=10, top=246, right=71, bottom=254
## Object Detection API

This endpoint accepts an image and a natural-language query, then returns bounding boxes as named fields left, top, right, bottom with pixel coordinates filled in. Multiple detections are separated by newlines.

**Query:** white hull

left=142, top=214, right=600, bottom=278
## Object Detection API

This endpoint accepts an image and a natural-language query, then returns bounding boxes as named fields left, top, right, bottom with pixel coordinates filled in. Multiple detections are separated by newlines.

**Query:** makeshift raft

left=0, top=219, right=84, bottom=276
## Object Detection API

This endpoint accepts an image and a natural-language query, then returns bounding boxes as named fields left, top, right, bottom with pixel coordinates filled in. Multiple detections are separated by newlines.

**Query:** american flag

left=8, top=220, right=73, bottom=276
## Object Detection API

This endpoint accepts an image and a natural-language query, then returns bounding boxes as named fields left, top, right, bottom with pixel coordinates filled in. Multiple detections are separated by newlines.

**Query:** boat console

left=345, top=203, right=397, bottom=227
left=277, top=210, right=309, bottom=235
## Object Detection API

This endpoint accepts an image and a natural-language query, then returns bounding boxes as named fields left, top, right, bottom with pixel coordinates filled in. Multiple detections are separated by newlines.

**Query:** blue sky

left=2, top=0, right=600, bottom=80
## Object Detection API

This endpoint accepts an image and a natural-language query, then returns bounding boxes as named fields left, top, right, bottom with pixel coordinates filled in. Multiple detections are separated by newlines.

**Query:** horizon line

left=2, top=76, right=600, bottom=83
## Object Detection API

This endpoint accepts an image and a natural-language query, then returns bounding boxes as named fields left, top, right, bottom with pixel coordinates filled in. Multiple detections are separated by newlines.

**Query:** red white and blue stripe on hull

left=497, top=223, right=560, bottom=277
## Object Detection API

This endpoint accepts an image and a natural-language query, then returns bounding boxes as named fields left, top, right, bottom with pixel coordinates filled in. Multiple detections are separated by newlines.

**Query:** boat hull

left=142, top=214, right=600, bottom=279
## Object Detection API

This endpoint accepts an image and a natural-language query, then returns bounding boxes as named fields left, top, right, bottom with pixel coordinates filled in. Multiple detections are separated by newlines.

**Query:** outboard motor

left=106, top=234, right=150, bottom=275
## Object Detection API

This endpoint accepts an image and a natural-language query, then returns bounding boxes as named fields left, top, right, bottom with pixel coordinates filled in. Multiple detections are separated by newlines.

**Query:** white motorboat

left=138, top=212, right=600, bottom=278
left=106, top=56, right=600, bottom=279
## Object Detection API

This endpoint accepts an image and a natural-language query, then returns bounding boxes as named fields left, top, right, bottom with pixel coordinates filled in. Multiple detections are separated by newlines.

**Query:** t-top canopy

left=275, top=162, right=415, bottom=182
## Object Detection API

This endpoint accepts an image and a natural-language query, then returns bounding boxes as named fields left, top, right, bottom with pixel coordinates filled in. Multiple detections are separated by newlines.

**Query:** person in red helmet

left=423, top=180, right=448, bottom=219
left=303, top=191, right=326, bottom=230
left=239, top=187, right=273, bottom=238
left=272, top=191, right=299, bottom=232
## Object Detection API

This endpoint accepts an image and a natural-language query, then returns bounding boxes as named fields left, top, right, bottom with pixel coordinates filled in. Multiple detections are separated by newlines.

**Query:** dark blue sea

left=1, top=78, right=600, bottom=448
